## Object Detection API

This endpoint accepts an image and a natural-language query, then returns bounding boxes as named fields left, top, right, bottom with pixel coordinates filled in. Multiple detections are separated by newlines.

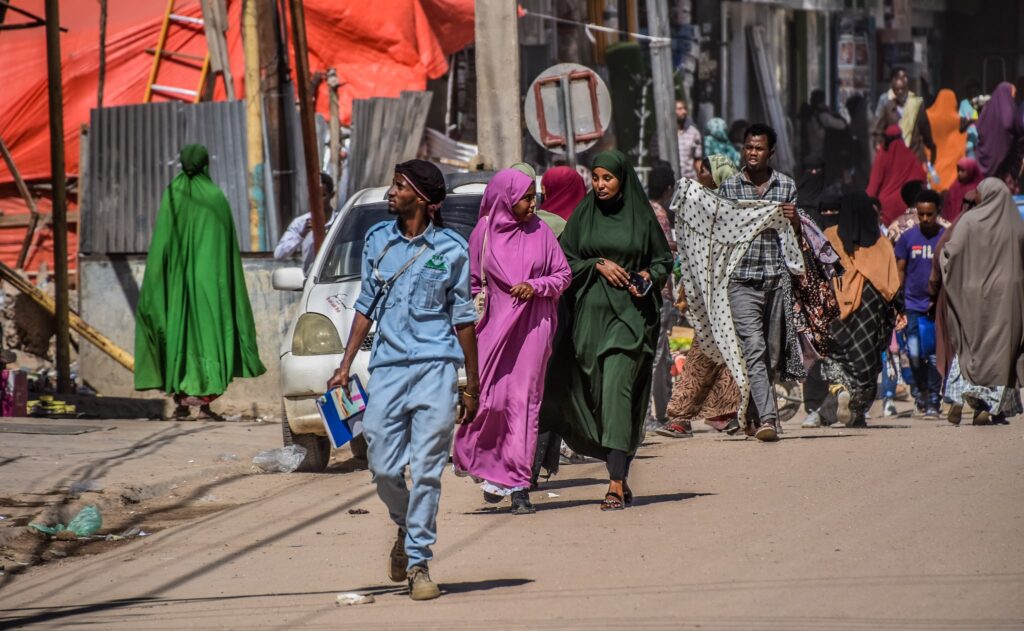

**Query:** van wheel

left=349, top=434, right=368, bottom=460
left=281, top=402, right=331, bottom=472
left=291, top=432, right=331, bottom=472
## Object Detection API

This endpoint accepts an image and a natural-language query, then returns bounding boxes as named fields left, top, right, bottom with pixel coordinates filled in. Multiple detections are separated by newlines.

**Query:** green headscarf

left=562, top=150, right=671, bottom=294
left=134, top=144, right=266, bottom=396
left=180, top=143, right=210, bottom=177
left=708, top=154, right=738, bottom=187
left=509, top=162, right=537, bottom=179
left=704, top=117, right=741, bottom=165
left=545, top=150, right=673, bottom=458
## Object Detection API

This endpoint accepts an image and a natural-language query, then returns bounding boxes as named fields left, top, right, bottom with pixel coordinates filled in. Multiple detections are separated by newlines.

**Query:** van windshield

left=316, top=194, right=482, bottom=283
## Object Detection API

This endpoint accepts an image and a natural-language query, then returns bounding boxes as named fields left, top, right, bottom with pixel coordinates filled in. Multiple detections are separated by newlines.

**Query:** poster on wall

left=835, top=15, right=874, bottom=109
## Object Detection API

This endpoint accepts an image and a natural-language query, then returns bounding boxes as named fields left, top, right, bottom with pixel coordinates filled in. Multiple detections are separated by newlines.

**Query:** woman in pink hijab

left=943, top=157, right=984, bottom=223
left=537, top=166, right=586, bottom=236
left=453, top=168, right=572, bottom=514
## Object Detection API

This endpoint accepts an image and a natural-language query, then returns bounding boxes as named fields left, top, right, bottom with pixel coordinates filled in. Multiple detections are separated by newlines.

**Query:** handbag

left=474, top=217, right=489, bottom=316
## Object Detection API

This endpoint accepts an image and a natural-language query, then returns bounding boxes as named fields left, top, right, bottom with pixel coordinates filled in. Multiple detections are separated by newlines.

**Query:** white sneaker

left=801, top=410, right=822, bottom=428
left=835, top=388, right=852, bottom=426
left=883, top=398, right=897, bottom=417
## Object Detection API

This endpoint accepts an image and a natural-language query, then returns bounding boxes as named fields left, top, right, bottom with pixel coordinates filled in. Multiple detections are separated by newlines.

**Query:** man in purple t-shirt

left=895, top=189, right=945, bottom=417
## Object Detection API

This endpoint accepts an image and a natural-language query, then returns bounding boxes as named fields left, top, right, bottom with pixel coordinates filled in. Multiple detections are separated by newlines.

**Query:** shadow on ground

left=464, top=491, right=715, bottom=515
left=532, top=477, right=605, bottom=491
left=0, top=578, right=532, bottom=627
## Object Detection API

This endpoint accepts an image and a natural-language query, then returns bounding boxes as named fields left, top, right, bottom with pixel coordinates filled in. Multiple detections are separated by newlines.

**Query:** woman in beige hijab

left=940, top=178, right=1024, bottom=424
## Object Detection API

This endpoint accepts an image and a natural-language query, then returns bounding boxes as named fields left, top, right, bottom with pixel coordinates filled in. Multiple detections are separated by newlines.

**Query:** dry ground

left=0, top=404, right=1022, bottom=630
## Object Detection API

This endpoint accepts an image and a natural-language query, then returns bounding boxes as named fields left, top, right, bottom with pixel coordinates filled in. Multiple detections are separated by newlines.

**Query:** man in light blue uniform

left=329, top=159, right=479, bottom=601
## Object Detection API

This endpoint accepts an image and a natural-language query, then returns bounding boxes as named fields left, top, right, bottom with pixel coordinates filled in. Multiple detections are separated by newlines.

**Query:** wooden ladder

left=144, top=0, right=211, bottom=103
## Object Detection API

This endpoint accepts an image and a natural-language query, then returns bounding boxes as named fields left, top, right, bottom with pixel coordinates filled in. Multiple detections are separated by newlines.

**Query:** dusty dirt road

left=1, top=408, right=1022, bottom=630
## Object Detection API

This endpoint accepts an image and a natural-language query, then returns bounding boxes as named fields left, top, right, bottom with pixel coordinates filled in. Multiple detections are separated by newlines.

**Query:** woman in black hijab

left=835, top=190, right=882, bottom=255
left=796, top=160, right=827, bottom=214
left=816, top=192, right=903, bottom=427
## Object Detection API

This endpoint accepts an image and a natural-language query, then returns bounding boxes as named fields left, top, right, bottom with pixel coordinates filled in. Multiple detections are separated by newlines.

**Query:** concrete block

left=78, top=255, right=302, bottom=418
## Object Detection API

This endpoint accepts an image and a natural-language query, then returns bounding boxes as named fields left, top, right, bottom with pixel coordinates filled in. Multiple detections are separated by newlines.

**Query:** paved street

left=1, top=407, right=1022, bottom=630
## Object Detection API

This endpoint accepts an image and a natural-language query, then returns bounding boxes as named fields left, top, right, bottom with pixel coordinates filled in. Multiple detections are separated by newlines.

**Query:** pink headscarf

left=943, top=158, right=984, bottom=223
left=539, top=166, right=586, bottom=220
left=470, top=168, right=557, bottom=293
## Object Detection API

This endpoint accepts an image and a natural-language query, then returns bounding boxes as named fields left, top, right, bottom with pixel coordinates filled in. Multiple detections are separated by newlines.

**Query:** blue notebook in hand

left=316, top=376, right=367, bottom=449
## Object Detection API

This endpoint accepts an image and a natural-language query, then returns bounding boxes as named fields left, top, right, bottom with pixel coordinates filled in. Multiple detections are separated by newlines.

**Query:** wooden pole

left=257, top=0, right=290, bottom=236
left=0, top=137, right=42, bottom=270
left=0, top=261, right=134, bottom=372
left=243, top=0, right=265, bottom=249
left=97, top=0, right=107, bottom=108
left=326, top=68, right=340, bottom=209
left=199, top=0, right=236, bottom=100
left=44, top=0, right=72, bottom=394
left=287, top=0, right=325, bottom=251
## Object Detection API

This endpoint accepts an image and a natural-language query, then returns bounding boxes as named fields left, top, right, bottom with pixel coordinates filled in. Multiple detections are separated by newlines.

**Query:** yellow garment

left=824, top=226, right=901, bottom=320
left=926, top=89, right=967, bottom=191
left=899, top=94, right=923, bottom=150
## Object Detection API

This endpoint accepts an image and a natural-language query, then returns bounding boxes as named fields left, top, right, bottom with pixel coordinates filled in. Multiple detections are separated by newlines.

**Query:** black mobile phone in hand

left=628, top=272, right=653, bottom=296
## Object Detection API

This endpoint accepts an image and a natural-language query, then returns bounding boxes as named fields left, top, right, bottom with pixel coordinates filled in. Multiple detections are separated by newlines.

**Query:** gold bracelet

left=462, top=391, right=479, bottom=399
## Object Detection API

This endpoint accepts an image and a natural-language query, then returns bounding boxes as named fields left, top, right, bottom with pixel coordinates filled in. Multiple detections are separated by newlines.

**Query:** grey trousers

left=647, top=294, right=678, bottom=422
left=728, top=278, right=783, bottom=425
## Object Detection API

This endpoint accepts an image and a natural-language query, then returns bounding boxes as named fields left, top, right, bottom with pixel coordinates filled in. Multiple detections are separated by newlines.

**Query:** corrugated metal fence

left=81, top=101, right=252, bottom=254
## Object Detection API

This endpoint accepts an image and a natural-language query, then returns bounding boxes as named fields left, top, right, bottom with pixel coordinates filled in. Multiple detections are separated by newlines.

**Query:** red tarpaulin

left=0, top=0, right=474, bottom=272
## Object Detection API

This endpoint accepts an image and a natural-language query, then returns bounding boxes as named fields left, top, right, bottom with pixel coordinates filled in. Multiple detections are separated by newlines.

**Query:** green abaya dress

left=134, top=144, right=266, bottom=397
left=545, top=151, right=672, bottom=459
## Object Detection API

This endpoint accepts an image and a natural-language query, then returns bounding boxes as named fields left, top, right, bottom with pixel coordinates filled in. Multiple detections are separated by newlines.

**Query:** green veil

left=544, top=150, right=673, bottom=457
left=134, top=144, right=266, bottom=396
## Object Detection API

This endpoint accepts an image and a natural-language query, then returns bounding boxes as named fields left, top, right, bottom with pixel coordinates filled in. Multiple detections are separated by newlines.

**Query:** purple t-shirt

left=894, top=225, right=944, bottom=313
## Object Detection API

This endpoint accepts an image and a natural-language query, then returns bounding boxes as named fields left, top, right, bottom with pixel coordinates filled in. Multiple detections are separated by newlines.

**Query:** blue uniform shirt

left=354, top=220, right=476, bottom=370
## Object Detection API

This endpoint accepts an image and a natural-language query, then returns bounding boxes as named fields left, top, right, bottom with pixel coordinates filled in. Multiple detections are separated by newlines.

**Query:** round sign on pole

left=524, top=63, right=612, bottom=157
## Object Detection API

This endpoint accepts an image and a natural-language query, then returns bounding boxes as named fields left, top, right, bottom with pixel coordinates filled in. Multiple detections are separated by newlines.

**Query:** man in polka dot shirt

left=717, top=123, right=800, bottom=442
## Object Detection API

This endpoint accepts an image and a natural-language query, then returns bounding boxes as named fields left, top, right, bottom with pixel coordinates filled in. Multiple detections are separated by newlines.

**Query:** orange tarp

left=0, top=0, right=474, bottom=271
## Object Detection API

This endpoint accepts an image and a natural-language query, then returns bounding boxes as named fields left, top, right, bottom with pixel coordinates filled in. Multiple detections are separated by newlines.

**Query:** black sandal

left=600, top=492, right=624, bottom=511
left=623, top=484, right=633, bottom=507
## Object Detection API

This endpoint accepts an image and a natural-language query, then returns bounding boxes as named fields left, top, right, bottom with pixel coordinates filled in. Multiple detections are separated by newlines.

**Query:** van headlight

left=292, top=313, right=344, bottom=355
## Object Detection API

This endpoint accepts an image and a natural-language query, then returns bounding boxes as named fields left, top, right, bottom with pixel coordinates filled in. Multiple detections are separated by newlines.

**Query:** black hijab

left=837, top=191, right=881, bottom=256
left=811, top=192, right=843, bottom=230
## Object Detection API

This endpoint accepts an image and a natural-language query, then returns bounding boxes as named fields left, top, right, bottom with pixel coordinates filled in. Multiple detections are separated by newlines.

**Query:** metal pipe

left=560, top=74, right=577, bottom=171
left=45, top=0, right=71, bottom=393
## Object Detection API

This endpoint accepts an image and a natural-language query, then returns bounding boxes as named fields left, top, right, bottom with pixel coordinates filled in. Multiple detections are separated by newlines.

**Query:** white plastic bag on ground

left=251, top=445, right=307, bottom=473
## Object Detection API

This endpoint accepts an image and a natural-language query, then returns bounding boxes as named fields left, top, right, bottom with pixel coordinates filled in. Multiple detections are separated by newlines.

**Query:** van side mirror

left=272, top=267, right=305, bottom=291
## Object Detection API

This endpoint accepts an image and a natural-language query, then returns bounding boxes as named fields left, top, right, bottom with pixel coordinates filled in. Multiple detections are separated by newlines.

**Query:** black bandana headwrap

left=394, top=159, right=447, bottom=226
left=395, top=159, right=446, bottom=206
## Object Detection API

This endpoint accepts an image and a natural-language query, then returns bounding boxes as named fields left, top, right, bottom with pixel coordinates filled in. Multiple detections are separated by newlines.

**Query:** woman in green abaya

left=134, top=144, right=266, bottom=420
left=545, top=150, right=672, bottom=510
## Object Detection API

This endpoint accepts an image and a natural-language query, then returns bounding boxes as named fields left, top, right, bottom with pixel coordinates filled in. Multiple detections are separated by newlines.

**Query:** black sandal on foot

left=623, top=484, right=633, bottom=507
left=510, top=490, right=536, bottom=515
left=600, top=492, right=624, bottom=511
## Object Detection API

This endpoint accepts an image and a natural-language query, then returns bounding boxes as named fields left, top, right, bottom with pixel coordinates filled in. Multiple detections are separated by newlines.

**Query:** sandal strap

left=602, top=492, right=623, bottom=505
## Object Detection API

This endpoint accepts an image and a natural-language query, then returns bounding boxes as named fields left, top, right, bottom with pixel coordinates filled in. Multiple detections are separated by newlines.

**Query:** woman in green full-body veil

left=544, top=150, right=672, bottom=510
left=134, top=144, right=266, bottom=419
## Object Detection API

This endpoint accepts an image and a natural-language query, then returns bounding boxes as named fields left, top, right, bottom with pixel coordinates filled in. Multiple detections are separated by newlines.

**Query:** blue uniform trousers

left=362, top=360, right=457, bottom=570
